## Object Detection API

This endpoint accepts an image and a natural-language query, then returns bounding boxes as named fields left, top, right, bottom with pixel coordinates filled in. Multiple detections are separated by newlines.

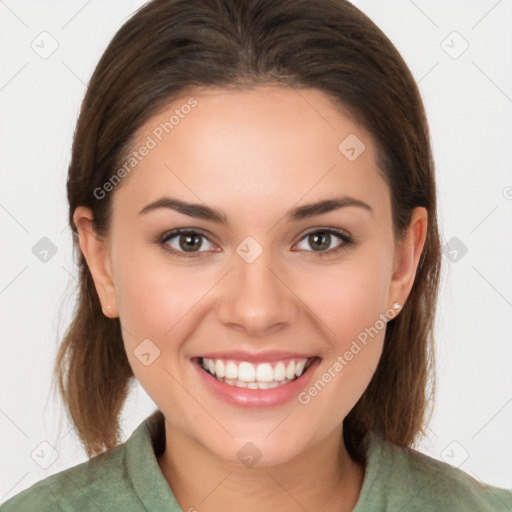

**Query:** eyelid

left=297, top=225, right=351, bottom=240
left=160, top=227, right=214, bottom=242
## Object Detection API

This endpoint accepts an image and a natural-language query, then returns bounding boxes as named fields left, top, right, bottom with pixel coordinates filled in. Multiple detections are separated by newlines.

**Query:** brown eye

left=159, top=229, right=217, bottom=257
left=295, top=228, right=353, bottom=255
left=307, top=232, right=332, bottom=251
left=178, top=233, right=203, bottom=252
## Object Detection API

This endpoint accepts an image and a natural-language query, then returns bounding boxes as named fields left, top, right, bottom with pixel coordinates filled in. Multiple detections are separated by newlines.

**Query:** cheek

left=295, top=243, right=393, bottom=407
left=112, top=247, right=204, bottom=408
left=303, top=250, right=393, bottom=341
left=112, top=235, right=203, bottom=336
left=116, top=270, right=179, bottom=338
left=112, top=241, right=222, bottom=392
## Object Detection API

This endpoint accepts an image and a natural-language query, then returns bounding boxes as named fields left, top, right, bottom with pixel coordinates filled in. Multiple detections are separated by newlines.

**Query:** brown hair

left=53, top=0, right=441, bottom=462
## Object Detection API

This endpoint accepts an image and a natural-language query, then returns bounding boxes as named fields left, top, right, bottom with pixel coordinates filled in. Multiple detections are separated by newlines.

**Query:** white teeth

left=225, top=361, right=238, bottom=379
left=224, top=378, right=247, bottom=388
left=238, top=362, right=256, bottom=382
left=286, top=361, right=295, bottom=380
left=219, top=377, right=294, bottom=389
left=199, top=356, right=313, bottom=386
left=274, top=362, right=286, bottom=381
left=215, top=359, right=225, bottom=378
left=295, top=360, right=306, bottom=377
left=256, top=363, right=274, bottom=382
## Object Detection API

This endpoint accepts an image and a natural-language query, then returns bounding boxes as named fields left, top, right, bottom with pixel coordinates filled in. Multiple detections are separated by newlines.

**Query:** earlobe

left=387, top=207, right=428, bottom=311
left=73, top=206, right=119, bottom=318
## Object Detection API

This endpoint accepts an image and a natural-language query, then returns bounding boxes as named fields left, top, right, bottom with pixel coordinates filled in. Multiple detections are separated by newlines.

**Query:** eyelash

left=156, top=227, right=354, bottom=259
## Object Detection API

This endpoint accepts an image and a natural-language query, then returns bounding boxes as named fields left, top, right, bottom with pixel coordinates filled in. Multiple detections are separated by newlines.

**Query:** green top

left=1, top=410, right=511, bottom=511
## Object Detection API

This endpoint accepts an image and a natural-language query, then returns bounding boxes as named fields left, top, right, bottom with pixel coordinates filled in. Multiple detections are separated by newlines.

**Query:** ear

left=387, top=206, right=428, bottom=311
left=73, top=206, right=118, bottom=318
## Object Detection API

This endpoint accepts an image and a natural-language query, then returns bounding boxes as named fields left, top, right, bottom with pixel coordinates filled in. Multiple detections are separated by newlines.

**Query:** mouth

left=193, top=356, right=318, bottom=390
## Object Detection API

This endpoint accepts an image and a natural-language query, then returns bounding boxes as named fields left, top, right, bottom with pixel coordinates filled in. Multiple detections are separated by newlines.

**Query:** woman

left=2, top=0, right=511, bottom=510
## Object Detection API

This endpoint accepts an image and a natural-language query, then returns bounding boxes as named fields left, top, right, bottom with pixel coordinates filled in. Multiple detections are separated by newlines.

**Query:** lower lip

left=192, top=357, right=321, bottom=408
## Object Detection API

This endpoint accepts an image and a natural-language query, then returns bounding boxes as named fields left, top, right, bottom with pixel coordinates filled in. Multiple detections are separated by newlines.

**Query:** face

left=79, top=85, right=424, bottom=467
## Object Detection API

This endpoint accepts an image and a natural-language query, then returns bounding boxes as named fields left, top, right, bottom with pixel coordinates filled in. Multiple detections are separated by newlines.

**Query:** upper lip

left=194, top=350, right=318, bottom=364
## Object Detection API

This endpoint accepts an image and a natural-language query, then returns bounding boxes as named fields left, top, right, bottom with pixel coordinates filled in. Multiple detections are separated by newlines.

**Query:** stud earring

left=393, top=302, right=401, bottom=310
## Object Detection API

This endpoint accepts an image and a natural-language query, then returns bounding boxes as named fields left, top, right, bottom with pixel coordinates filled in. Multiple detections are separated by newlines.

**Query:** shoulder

left=0, top=411, right=169, bottom=512
left=0, top=480, right=59, bottom=512
left=357, top=432, right=512, bottom=511
left=0, top=440, right=137, bottom=511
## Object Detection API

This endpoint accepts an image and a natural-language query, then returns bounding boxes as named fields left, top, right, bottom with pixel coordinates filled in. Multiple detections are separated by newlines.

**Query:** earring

left=393, top=302, right=401, bottom=310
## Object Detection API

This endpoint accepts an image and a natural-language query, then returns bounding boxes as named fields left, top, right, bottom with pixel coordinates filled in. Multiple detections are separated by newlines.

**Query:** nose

left=216, top=247, right=298, bottom=336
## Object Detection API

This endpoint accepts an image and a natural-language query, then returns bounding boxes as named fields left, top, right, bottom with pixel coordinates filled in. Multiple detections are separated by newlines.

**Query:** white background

left=1, top=0, right=511, bottom=503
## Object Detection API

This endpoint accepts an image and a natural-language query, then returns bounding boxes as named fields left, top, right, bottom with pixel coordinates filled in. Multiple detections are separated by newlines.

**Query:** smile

left=199, top=356, right=316, bottom=389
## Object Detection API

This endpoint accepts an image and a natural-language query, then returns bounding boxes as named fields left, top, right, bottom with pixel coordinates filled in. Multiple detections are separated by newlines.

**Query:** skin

left=74, top=85, right=427, bottom=511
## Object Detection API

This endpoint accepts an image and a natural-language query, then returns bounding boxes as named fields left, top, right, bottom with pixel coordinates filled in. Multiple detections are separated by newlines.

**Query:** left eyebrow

left=287, top=196, right=374, bottom=221
left=137, top=195, right=374, bottom=225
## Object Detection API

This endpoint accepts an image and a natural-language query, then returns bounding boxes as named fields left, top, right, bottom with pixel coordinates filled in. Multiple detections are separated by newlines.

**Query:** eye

left=157, top=227, right=354, bottom=259
left=294, top=228, right=354, bottom=256
left=159, top=229, right=218, bottom=258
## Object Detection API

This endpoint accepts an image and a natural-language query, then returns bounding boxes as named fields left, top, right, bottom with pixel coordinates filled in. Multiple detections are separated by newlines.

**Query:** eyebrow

left=138, top=195, right=373, bottom=224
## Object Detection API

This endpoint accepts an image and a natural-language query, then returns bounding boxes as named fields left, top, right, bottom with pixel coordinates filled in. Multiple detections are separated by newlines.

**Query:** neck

left=157, top=421, right=365, bottom=512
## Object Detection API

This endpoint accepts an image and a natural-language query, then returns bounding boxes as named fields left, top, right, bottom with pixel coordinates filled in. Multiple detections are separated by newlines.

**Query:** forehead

left=112, top=85, right=389, bottom=221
